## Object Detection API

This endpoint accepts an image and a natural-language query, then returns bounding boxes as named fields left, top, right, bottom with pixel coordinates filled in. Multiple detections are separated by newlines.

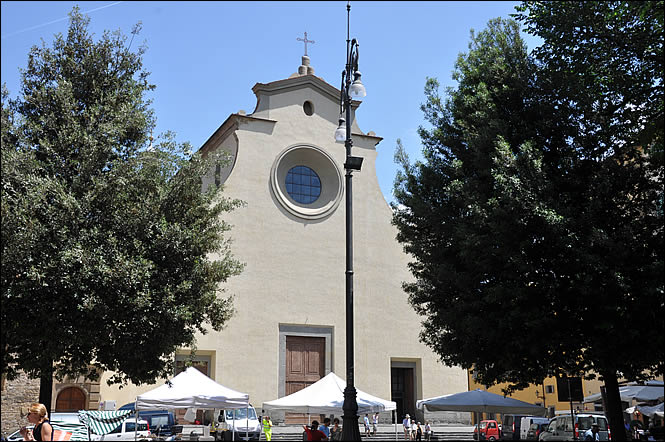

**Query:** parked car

left=50, top=412, right=81, bottom=424
left=6, top=426, right=33, bottom=441
left=473, top=419, right=502, bottom=441
left=6, top=421, right=88, bottom=441
left=526, top=421, right=550, bottom=440
left=502, top=414, right=529, bottom=440
left=520, top=417, right=550, bottom=440
left=6, top=414, right=84, bottom=441
left=118, top=403, right=175, bottom=436
left=91, top=418, right=150, bottom=441
left=539, top=413, right=609, bottom=441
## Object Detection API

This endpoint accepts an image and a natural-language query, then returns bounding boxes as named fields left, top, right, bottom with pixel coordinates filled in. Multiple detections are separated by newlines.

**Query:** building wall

left=99, top=70, right=468, bottom=422
left=468, top=371, right=588, bottom=421
left=0, top=372, right=101, bottom=436
left=466, top=371, right=664, bottom=421
left=1, top=373, right=39, bottom=435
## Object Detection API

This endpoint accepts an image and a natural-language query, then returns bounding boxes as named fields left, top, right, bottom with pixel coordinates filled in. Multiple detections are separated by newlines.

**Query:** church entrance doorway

left=55, top=387, right=86, bottom=412
left=285, top=335, right=325, bottom=424
left=391, top=365, right=415, bottom=423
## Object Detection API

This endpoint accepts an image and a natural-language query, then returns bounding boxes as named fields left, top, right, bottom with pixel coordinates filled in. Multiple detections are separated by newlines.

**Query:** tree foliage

left=393, top=0, right=663, bottom=408
left=1, top=8, right=243, bottom=387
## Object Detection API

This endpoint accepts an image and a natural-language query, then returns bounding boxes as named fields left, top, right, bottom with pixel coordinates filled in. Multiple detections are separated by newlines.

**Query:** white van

left=216, top=405, right=261, bottom=441
left=520, top=416, right=549, bottom=440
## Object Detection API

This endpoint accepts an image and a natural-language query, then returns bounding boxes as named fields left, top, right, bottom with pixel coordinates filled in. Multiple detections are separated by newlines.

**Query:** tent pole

left=83, top=410, right=91, bottom=440
left=394, top=410, right=397, bottom=441
left=246, top=406, right=249, bottom=441
left=135, top=400, right=138, bottom=442
left=474, top=411, right=478, bottom=440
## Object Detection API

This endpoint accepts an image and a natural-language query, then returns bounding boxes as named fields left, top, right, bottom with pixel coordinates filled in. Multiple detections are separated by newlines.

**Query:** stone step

left=266, top=431, right=474, bottom=441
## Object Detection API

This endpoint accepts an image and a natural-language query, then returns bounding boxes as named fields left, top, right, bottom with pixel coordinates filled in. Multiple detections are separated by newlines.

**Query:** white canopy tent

left=263, top=372, right=398, bottom=439
left=136, top=366, right=249, bottom=409
left=263, top=372, right=395, bottom=414
left=625, top=403, right=664, bottom=419
left=135, top=367, right=250, bottom=441
left=584, top=383, right=664, bottom=404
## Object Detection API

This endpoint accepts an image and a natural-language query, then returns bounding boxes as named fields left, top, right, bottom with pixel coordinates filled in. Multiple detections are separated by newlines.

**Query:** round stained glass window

left=285, top=165, right=321, bottom=204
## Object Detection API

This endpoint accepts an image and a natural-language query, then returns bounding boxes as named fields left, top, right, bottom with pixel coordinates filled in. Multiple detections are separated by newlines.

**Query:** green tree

left=393, top=8, right=663, bottom=441
left=1, top=8, right=243, bottom=410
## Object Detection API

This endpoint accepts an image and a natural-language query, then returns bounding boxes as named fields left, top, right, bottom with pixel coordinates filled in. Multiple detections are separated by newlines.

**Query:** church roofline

left=252, top=74, right=360, bottom=109
left=253, top=74, right=337, bottom=100
left=199, top=113, right=277, bottom=156
left=354, top=132, right=384, bottom=144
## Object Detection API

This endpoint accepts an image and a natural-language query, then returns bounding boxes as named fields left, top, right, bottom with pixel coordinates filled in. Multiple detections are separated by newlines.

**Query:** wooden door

left=55, top=387, right=86, bottom=411
left=285, top=336, right=325, bottom=424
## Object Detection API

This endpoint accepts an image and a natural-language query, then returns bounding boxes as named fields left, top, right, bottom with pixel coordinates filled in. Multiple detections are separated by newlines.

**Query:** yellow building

left=468, top=371, right=664, bottom=424
left=467, top=371, right=595, bottom=423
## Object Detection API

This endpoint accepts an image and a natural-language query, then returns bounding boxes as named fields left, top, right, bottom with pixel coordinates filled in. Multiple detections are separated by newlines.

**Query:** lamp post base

left=341, top=385, right=361, bottom=441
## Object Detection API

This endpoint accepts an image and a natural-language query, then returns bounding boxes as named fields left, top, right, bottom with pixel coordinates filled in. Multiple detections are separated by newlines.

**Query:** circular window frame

left=270, top=144, right=343, bottom=220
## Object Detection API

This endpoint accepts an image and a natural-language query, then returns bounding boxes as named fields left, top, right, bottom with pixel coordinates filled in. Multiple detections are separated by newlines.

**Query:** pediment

left=252, top=74, right=341, bottom=104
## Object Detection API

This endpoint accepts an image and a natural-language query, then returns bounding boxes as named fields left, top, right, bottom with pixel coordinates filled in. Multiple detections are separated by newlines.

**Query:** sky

left=1, top=1, right=540, bottom=205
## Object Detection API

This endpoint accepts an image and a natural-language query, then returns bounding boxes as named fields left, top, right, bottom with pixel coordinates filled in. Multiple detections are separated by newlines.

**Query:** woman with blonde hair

left=19, top=403, right=53, bottom=441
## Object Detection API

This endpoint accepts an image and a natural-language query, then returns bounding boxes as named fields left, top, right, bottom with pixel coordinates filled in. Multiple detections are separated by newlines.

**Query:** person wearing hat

left=584, top=423, right=601, bottom=441
left=402, top=414, right=411, bottom=440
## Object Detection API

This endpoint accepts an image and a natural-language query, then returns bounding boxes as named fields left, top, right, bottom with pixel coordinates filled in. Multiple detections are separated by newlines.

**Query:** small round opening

left=303, top=101, right=314, bottom=116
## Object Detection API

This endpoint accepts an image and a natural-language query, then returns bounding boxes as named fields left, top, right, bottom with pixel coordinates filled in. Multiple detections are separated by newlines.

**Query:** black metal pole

left=341, top=4, right=360, bottom=440
left=568, top=376, right=577, bottom=441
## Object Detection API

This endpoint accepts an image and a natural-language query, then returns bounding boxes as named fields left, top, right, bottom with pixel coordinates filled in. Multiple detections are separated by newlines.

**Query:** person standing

left=372, top=412, right=379, bottom=436
left=19, top=403, right=53, bottom=441
left=329, top=418, right=342, bottom=441
left=364, top=414, right=371, bottom=437
left=403, top=414, right=411, bottom=440
left=411, top=418, right=417, bottom=441
left=262, top=415, right=273, bottom=441
left=424, top=421, right=432, bottom=441
left=416, top=422, right=423, bottom=441
left=302, top=421, right=328, bottom=441
left=318, top=418, right=331, bottom=439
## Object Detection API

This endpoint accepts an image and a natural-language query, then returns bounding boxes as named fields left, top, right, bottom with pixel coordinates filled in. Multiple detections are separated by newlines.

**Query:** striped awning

left=77, top=410, right=132, bottom=435
left=50, top=421, right=90, bottom=441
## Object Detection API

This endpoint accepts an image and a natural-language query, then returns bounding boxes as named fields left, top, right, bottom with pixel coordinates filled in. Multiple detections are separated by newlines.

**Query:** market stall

left=263, top=372, right=397, bottom=439
left=417, top=388, right=547, bottom=440
left=135, top=367, right=250, bottom=441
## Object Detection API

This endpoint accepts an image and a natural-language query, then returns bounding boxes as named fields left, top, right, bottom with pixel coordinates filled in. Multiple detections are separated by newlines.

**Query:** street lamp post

left=334, top=2, right=366, bottom=441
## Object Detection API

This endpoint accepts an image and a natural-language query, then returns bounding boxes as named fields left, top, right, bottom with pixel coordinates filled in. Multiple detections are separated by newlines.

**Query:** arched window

left=55, top=387, right=86, bottom=411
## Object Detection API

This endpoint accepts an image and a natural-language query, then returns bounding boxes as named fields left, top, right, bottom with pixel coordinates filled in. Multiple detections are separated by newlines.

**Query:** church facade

left=98, top=56, right=468, bottom=423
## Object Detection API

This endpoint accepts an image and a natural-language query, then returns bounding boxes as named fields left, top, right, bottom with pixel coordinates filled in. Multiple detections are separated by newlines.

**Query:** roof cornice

left=199, top=113, right=276, bottom=155
left=252, top=75, right=340, bottom=102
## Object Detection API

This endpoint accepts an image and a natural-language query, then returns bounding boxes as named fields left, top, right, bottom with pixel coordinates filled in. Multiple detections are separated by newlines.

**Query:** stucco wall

left=99, top=73, right=468, bottom=419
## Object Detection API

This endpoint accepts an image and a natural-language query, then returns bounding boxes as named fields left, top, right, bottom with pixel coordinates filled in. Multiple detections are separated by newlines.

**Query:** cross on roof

left=297, top=31, right=315, bottom=56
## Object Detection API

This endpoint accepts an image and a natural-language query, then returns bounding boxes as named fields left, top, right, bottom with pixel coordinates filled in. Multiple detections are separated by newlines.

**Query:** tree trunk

left=601, top=370, right=627, bottom=442
left=39, top=365, right=54, bottom=415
